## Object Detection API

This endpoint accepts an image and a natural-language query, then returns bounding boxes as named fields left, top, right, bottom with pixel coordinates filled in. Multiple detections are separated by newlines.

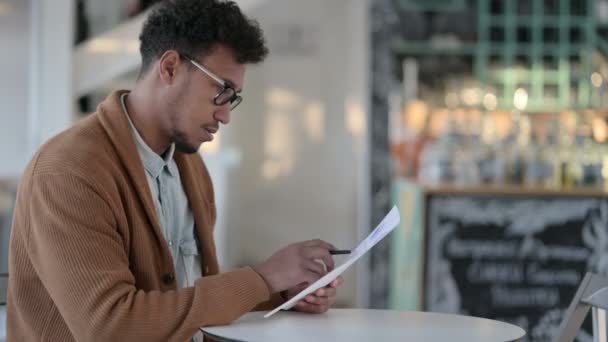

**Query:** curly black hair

left=138, top=0, right=268, bottom=75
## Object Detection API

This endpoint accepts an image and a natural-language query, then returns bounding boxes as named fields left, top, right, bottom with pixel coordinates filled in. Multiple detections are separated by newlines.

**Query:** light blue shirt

left=121, top=93, right=202, bottom=289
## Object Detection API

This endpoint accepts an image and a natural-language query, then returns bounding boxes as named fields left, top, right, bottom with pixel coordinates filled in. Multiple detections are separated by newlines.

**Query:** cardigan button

left=162, top=273, right=174, bottom=285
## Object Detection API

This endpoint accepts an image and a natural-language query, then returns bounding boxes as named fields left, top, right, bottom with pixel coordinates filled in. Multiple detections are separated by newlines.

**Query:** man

left=7, top=0, right=342, bottom=340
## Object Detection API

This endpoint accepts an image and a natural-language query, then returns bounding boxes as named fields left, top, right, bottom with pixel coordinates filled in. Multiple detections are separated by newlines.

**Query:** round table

left=200, top=309, right=526, bottom=342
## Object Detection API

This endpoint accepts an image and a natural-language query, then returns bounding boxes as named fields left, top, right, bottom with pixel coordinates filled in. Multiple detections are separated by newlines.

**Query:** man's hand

left=287, top=276, right=344, bottom=314
left=253, top=239, right=335, bottom=293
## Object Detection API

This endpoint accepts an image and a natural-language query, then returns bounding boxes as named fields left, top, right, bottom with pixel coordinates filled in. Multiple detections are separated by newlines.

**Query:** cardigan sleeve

left=24, top=172, right=271, bottom=341
left=252, top=292, right=287, bottom=311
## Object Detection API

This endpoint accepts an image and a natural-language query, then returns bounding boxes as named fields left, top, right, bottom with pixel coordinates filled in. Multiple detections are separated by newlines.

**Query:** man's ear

left=158, top=50, right=183, bottom=85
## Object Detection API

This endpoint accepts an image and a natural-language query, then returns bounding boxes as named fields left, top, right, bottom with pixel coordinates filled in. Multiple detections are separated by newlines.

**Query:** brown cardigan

left=7, top=90, right=283, bottom=341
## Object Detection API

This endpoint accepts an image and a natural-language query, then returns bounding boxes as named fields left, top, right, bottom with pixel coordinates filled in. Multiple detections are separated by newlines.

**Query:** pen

left=330, top=250, right=351, bottom=255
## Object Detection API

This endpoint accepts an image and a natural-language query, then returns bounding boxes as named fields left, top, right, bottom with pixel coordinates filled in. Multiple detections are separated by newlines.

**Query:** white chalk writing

left=467, top=261, right=524, bottom=283
left=491, top=286, right=560, bottom=308
left=527, top=263, right=581, bottom=285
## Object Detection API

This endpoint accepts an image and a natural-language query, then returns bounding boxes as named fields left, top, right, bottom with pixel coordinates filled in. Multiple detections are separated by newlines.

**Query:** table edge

left=199, top=328, right=244, bottom=342
left=199, top=309, right=527, bottom=342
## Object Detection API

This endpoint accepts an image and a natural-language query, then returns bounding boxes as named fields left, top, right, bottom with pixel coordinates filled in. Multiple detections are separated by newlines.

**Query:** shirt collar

left=120, top=93, right=176, bottom=178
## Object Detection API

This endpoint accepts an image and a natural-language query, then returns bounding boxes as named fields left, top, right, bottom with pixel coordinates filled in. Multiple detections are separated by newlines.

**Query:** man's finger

left=301, top=247, right=334, bottom=270
left=295, top=300, right=328, bottom=314
left=304, top=260, right=326, bottom=276
left=305, top=294, right=330, bottom=305
left=302, top=270, right=321, bottom=285
left=315, top=286, right=336, bottom=298
left=301, top=239, right=336, bottom=251
left=294, top=301, right=316, bottom=313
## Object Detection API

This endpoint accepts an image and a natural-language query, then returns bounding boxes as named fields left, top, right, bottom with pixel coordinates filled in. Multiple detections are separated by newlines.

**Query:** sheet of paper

left=264, top=206, right=400, bottom=318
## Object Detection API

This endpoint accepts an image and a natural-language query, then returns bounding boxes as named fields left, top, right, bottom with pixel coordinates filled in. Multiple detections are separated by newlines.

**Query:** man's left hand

left=285, top=277, right=344, bottom=314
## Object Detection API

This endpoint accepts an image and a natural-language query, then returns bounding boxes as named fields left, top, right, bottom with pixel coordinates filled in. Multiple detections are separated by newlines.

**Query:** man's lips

left=202, top=126, right=219, bottom=141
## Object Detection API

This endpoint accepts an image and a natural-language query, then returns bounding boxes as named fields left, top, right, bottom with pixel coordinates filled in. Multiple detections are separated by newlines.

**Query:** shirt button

left=163, top=273, right=174, bottom=285
left=168, top=240, right=173, bottom=247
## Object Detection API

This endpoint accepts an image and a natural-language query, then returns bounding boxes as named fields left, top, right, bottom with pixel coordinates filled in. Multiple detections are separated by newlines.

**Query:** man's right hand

left=252, top=239, right=335, bottom=293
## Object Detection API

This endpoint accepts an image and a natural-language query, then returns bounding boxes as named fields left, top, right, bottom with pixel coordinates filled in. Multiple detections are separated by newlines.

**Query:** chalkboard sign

left=425, top=195, right=608, bottom=341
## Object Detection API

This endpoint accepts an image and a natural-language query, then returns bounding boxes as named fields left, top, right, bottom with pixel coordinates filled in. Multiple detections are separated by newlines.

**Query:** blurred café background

left=3, top=0, right=608, bottom=341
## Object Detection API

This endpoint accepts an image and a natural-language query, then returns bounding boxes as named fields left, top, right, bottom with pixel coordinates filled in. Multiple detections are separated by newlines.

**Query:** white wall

left=32, top=0, right=74, bottom=145
left=208, top=0, right=370, bottom=307
left=0, top=0, right=31, bottom=178
left=83, top=0, right=125, bottom=36
left=0, top=0, right=73, bottom=179
left=0, top=0, right=73, bottom=290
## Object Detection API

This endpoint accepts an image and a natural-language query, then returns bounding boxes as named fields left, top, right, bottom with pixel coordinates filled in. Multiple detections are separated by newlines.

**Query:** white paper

left=264, top=206, right=400, bottom=318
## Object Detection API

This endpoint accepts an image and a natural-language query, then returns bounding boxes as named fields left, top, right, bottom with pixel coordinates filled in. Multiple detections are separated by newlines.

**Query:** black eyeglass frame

left=180, top=53, right=243, bottom=110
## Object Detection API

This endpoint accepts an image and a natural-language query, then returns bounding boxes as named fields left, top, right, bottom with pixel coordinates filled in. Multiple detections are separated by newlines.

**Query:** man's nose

left=214, top=104, right=231, bottom=125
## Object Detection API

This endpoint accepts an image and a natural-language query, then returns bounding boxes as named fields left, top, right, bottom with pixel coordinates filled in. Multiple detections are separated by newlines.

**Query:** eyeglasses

left=181, top=53, right=243, bottom=110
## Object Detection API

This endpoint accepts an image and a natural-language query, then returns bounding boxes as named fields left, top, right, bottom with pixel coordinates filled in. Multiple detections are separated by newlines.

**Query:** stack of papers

left=264, top=206, right=400, bottom=318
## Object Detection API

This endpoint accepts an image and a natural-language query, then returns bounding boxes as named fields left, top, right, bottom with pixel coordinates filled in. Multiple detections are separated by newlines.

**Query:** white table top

left=201, top=309, right=526, bottom=342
